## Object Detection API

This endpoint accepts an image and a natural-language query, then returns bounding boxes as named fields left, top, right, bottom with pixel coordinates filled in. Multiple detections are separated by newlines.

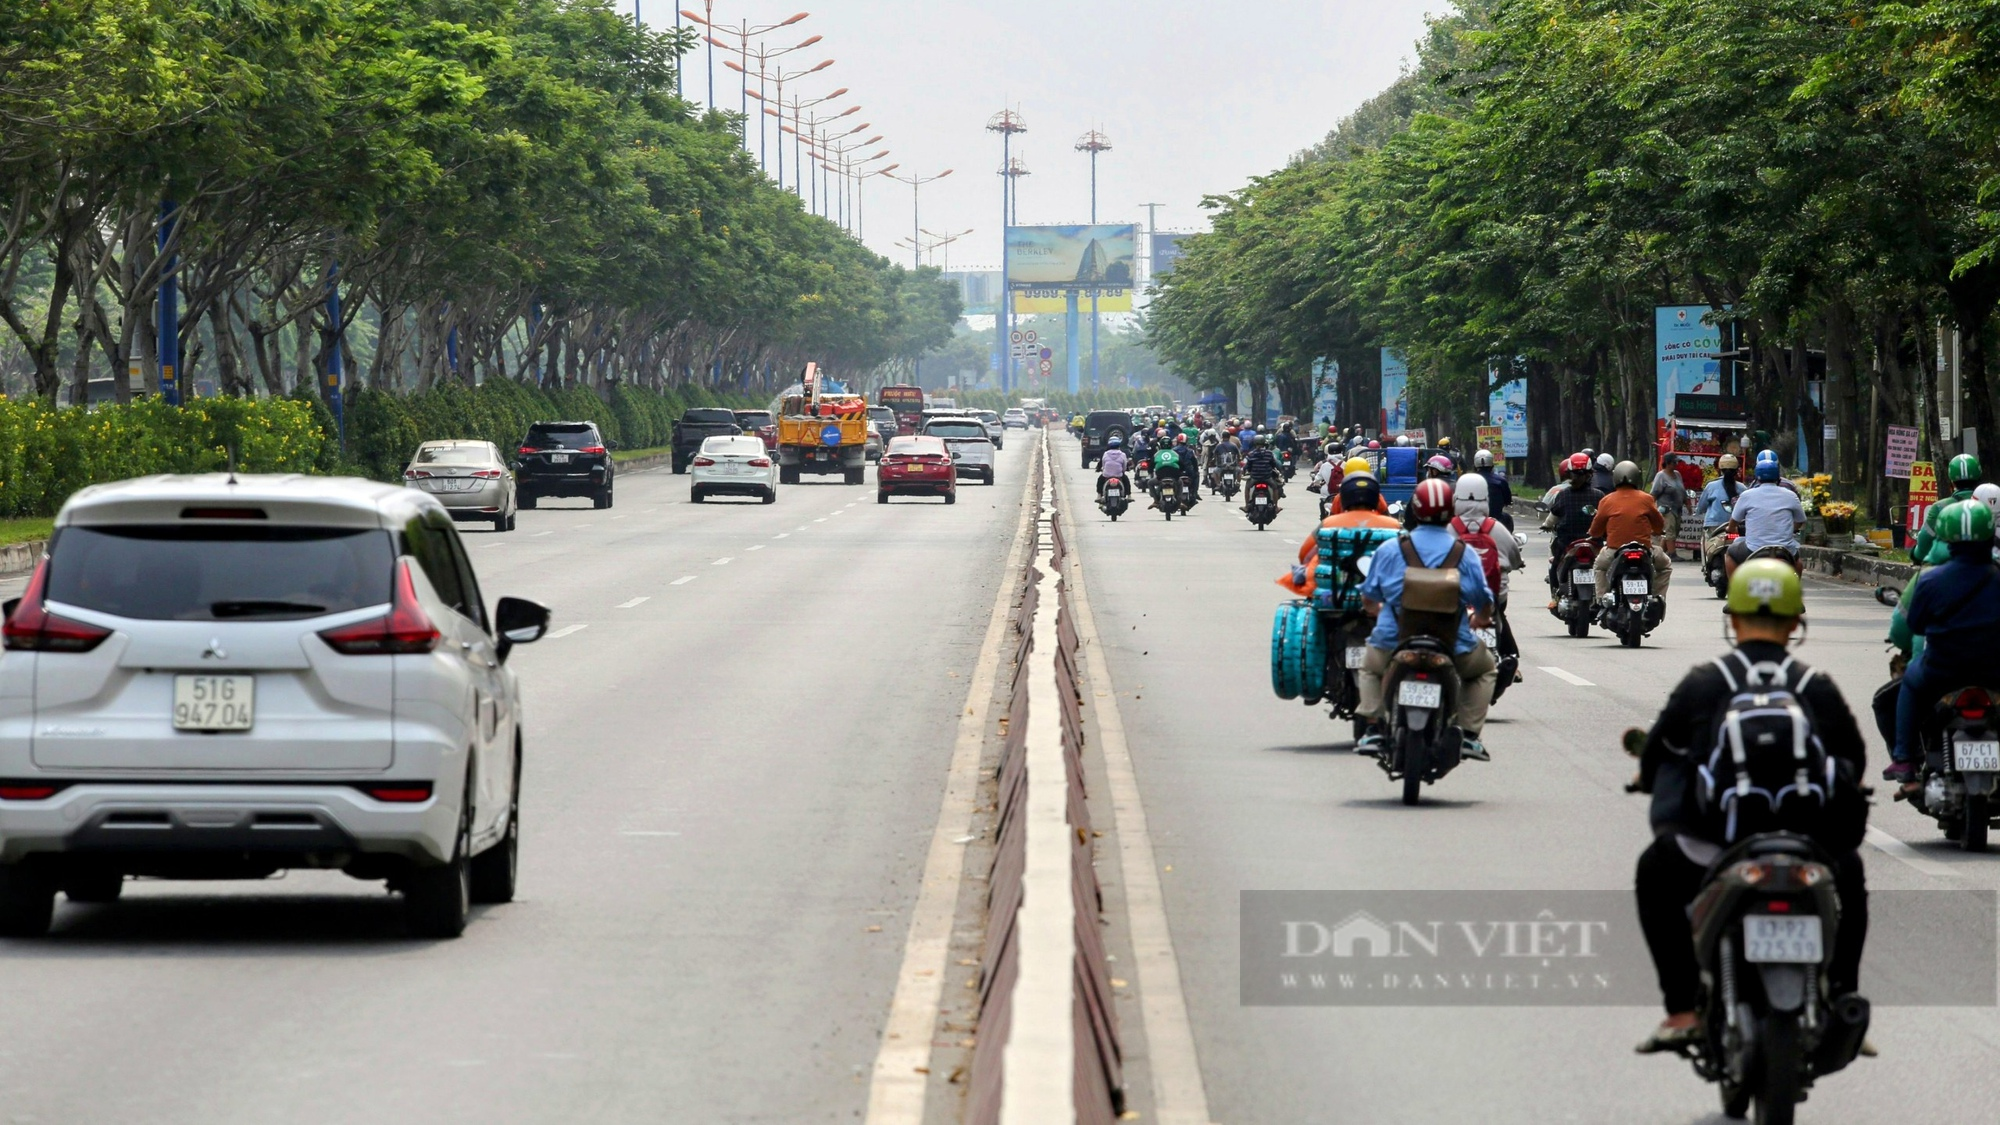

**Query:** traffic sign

left=1039, top=347, right=1053, bottom=360
left=1040, top=359, right=1053, bottom=376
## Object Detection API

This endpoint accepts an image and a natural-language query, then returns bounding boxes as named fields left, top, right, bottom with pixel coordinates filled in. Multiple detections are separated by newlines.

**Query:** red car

left=735, top=409, right=778, bottom=452
left=877, top=436, right=957, bottom=504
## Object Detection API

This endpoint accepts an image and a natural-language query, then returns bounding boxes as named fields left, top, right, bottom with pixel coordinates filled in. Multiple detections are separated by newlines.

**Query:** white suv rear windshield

left=47, top=526, right=396, bottom=621
left=925, top=421, right=988, bottom=439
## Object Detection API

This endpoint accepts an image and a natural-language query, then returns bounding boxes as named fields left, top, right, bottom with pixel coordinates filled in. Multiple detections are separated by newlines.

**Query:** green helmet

left=1612, top=460, right=1643, bottom=488
left=1936, top=496, right=1994, bottom=543
left=1949, top=453, right=1983, bottom=488
left=1727, top=558, right=1805, bottom=618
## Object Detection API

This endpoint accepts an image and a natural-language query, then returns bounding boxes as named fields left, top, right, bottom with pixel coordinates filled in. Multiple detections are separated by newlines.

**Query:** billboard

left=1152, top=231, right=1191, bottom=280
left=1380, top=349, right=1410, bottom=435
left=1006, top=224, right=1137, bottom=287
left=1488, top=372, right=1527, bottom=457
left=1312, top=357, right=1339, bottom=427
left=1655, top=305, right=1724, bottom=421
left=1012, top=288, right=1133, bottom=314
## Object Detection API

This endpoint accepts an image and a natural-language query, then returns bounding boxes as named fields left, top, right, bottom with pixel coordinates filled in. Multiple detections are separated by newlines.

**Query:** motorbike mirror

left=1355, top=555, right=1373, bottom=577
left=1874, top=585, right=1901, bottom=608
left=1621, top=727, right=1647, bottom=758
left=1533, top=501, right=1551, bottom=515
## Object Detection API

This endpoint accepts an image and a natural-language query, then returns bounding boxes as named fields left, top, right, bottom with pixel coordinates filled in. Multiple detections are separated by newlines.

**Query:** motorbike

left=1156, top=474, right=1182, bottom=521
left=1900, top=685, right=2000, bottom=852
left=1705, top=530, right=1740, bottom=598
left=1099, top=475, right=1131, bottom=522
left=1279, top=447, right=1298, bottom=480
left=1478, top=601, right=1520, bottom=706
left=1597, top=540, right=1666, bottom=648
left=1548, top=538, right=1600, bottom=638
left=1378, top=635, right=1464, bottom=805
left=1245, top=479, right=1279, bottom=529
left=1133, top=462, right=1155, bottom=497
left=1684, top=833, right=1868, bottom=1124
left=1320, top=614, right=1373, bottom=742
left=1176, top=477, right=1198, bottom=515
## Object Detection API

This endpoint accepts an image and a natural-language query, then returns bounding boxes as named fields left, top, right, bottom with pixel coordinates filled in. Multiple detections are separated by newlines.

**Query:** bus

left=878, top=384, right=926, bottom=435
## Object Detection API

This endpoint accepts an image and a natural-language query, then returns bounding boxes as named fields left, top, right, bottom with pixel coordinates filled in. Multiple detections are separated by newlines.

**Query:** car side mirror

left=494, top=596, right=551, bottom=662
left=2, top=598, right=18, bottom=622
left=508, top=460, right=522, bottom=472
left=605, top=439, right=620, bottom=450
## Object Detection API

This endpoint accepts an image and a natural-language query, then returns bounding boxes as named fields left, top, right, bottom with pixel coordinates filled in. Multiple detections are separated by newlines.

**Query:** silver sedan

left=403, top=439, right=518, bottom=531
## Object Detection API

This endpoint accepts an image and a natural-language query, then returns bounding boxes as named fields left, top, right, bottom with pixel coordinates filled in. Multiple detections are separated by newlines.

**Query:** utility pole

left=1138, top=202, right=1164, bottom=289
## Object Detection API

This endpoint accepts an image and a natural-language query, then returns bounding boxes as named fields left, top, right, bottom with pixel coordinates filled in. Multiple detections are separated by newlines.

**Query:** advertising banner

left=1312, top=357, right=1339, bottom=428
left=1885, top=424, right=1920, bottom=479
left=1489, top=375, right=1528, bottom=457
left=1476, top=425, right=1504, bottom=459
left=1907, top=460, right=1939, bottom=532
left=1655, top=306, right=1724, bottom=421
left=1011, top=288, right=1134, bottom=314
left=1151, top=231, right=1191, bottom=280
left=1006, top=224, right=1138, bottom=287
left=1380, top=349, right=1410, bottom=435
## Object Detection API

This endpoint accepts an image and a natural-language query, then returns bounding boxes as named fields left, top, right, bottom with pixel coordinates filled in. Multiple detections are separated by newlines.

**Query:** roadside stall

left=1658, top=396, right=1749, bottom=559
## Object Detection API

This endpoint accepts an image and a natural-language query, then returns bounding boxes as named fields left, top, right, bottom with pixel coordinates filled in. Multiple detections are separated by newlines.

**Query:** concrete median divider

left=966, top=432, right=1124, bottom=1125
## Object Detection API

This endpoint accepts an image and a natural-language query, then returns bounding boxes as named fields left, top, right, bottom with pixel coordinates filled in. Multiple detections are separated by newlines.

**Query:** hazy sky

left=654, top=1, right=1448, bottom=269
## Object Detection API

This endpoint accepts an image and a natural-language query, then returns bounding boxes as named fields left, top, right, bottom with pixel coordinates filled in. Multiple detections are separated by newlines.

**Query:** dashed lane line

left=1865, top=826, right=1958, bottom=879
left=747, top=545, right=765, bottom=551
left=546, top=624, right=589, bottom=639
left=713, top=557, right=733, bottom=566
left=616, top=596, right=650, bottom=609
left=1541, top=666, right=1596, bottom=687
left=534, top=530, right=554, bottom=537
left=773, top=533, right=789, bottom=539
left=670, top=576, right=697, bottom=586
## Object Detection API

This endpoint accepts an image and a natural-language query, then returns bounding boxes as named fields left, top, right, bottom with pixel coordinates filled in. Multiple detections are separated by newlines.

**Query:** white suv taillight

left=317, top=560, right=442, bottom=655
left=3, top=560, right=111, bottom=653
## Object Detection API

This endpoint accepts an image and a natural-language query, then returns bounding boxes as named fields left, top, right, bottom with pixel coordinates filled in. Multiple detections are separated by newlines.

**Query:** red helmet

left=1411, top=478, right=1454, bottom=524
left=1367, top=439, right=1381, bottom=450
left=1566, top=453, right=1591, bottom=474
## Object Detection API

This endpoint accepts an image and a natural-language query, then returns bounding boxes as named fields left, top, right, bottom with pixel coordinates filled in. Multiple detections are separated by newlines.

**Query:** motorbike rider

left=1354, top=479, right=1499, bottom=761
left=1755, top=449, right=1801, bottom=495
left=1628, top=560, right=1869, bottom=1053
left=1096, top=436, right=1128, bottom=497
left=1911, top=454, right=1983, bottom=562
left=1591, top=452, right=1617, bottom=495
left=1243, top=434, right=1285, bottom=509
left=1885, top=500, right=2000, bottom=786
left=1150, top=440, right=1189, bottom=509
left=1697, top=453, right=1746, bottom=564
left=1650, top=453, right=1689, bottom=558
left=1723, top=455, right=1805, bottom=583
left=1423, top=454, right=1456, bottom=482
left=1172, top=432, right=1200, bottom=507
left=1543, top=453, right=1605, bottom=593
left=1278, top=474, right=1403, bottom=597
left=1327, top=459, right=1386, bottom=515
left=1434, top=436, right=1458, bottom=471
left=1589, top=460, right=1673, bottom=604
left=1472, top=448, right=1514, bottom=531
left=1454, top=472, right=1523, bottom=675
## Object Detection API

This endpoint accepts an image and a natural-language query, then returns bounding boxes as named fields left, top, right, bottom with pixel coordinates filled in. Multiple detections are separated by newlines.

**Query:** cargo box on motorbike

left=1315, top=526, right=1399, bottom=612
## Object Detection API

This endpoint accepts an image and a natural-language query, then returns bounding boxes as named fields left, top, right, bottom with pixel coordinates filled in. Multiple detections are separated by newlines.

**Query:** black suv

left=516, top=421, right=616, bottom=509
left=1081, top=409, right=1135, bottom=468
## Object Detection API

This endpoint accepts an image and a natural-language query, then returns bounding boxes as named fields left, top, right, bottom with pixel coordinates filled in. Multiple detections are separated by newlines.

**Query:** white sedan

left=690, top=435, right=778, bottom=503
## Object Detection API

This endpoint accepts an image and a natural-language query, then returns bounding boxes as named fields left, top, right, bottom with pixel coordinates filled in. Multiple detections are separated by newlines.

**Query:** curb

left=0, top=540, right=44, bottom=578
left=1800, top=543, right=1915, bottom=589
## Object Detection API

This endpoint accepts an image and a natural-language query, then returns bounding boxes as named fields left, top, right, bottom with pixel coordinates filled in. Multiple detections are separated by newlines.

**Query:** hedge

left=0, top=381, right=768, bottom=517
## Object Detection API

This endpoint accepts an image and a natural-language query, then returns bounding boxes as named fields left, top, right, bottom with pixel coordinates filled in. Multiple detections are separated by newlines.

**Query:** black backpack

left=1695, top=653, right=1838, bottom=844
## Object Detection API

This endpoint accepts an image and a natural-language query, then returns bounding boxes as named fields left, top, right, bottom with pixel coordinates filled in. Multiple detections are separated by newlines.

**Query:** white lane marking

left=797, top=525, right=811, bottom=530
left=1541, top=666, right=1596, bottom=687
left=546, top=624, right=589, bottom=639
left=534, top=530, right=554, bottom=537
left=747, top=545, right=764, bottom=551
left=829, top=510, right=843, bottom=517
left=814, top=517, right=827, bottom=523
left=1865, top=826, right=1958, bottom=879
left=619, top=830, right=680, bottom=837
left=670, top=576, right=696, bottom=586
left=1050, top=444, right=1214, bottom=1125
left=773, top=533, right=789, bottom=539
left=611, top=514, right=628, bottom=520
left=713, top=557, right=733, bottom=566
left=866, top=439, right=1042, bottom=1125
left=643, top=508, right=657, bottom=513
left=616, top=596, right=650, bottom=609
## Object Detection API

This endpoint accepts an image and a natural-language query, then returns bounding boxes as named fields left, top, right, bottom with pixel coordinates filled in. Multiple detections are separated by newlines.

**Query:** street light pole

left=1076, top=129, right=1112, bottom=391
left=882, top=168, right=953, bottom=270
left=986, top=109, right=1026, bottom=391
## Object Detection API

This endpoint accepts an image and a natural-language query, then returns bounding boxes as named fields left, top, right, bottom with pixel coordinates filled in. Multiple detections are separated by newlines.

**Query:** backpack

left=1155, top=448, right=1180, bottom=471
left=1450, top=515, right=1502, bottom=593
left=1396, top=535, right=1467, bottom=641
left=1695, top=653, right=1841, bottom=844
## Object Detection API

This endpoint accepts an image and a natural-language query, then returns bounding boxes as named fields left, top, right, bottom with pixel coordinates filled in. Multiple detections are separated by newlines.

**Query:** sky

left=653, top=0, right=1450, bottom=271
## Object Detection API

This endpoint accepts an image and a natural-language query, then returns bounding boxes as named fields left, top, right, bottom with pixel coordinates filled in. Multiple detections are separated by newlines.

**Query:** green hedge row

left=0, top=382, right=767, bottom=517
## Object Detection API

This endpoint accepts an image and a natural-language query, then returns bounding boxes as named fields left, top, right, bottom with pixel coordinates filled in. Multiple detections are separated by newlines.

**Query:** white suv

left=0, top=474, right=551, bottom=938
left=921, top=417, right=997, bottom=484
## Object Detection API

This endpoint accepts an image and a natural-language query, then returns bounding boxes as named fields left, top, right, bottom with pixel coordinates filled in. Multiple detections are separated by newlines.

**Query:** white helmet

left=1473, top=448, right=1495, bottom=469
left=1976, top=482, right=2000, bottom=518
left=1596, top=452, right=1614, bottom=470
left=1454, top=472, right=1490, bottom=505
left=1395, top=434, right=1411, bottom=446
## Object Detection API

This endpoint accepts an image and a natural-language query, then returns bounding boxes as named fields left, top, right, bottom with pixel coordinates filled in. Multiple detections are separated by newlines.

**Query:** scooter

left=1548, top=539, right=1599, bottom=638
left=1597, top=540, right=1666, bottom=648
left=1379, top=635, right=1464, bottom=805
left=1156, top=475, right=1182, bottom=521
left=1099, top=475, right=1131, bottom=522
left=1705, top=530, right=1741, bottom=598
left=1245, top=480, right=1279, bottom=529
left=1899, top=685, right=2000, bottom=851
